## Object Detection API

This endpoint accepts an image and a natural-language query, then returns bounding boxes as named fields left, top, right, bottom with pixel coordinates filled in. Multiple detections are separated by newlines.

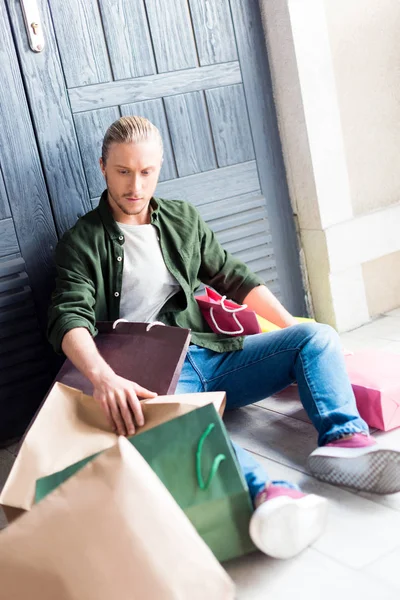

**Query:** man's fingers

left=116, top=392, right=136, bottom=436
left=126, top=389, right=144, bottom=428
left=134, top=384, right=158, bottom=400
left=99, top=397, right=115, bottom=431
left=108, top=396, right=126, bottom=436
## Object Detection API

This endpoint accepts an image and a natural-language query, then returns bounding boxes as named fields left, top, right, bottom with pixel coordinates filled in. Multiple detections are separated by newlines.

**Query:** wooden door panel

left=205, top=84, right=255, bottom=167
left=188, top=0, right=238, bottom=65
left=145, top=0, right=198, bottom=72
left=98, top=0, right=156, bottom=79
left=164, top=92, right=217, bottom=177
left=49, top=0, right=112, bottom=86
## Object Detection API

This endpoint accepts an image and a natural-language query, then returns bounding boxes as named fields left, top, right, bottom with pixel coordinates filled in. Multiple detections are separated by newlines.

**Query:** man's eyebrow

left=114, top=164, right=155, bottom=169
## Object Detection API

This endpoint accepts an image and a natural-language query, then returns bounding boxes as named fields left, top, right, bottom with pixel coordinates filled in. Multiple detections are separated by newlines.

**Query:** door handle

left=21, top=0, right=45, bottom=52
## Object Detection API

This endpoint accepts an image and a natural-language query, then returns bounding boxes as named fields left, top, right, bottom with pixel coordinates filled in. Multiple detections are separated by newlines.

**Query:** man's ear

left=99, top=157, right=105, bottom=176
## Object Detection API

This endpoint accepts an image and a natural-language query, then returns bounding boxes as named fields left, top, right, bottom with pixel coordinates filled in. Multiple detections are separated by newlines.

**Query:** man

left=48, top=116, right=400, bottom=560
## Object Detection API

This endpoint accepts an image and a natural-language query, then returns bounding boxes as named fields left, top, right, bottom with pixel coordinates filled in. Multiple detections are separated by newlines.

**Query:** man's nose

left=129, top=174, right=142, bottom=194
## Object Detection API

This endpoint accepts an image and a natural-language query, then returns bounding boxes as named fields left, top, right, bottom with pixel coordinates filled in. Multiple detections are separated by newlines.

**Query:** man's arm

left=197, top=215, right=264, bottom=304
left=49, top=240, right=156, bottom=436
left=196, top=211, right=297, bottom=329
left=243, top=285, right=297, bottom=328
left=62, top=328, right=157, bottom=436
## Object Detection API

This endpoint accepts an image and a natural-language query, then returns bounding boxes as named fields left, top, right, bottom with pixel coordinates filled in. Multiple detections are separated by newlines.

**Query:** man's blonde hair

left=102, top=116, right=163, bottom=163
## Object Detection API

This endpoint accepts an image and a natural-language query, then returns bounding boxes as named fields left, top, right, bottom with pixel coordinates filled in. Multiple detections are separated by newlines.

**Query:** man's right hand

left=61, top=328, right=158, bottom=437
left=91, top=370, right=158, bottom=436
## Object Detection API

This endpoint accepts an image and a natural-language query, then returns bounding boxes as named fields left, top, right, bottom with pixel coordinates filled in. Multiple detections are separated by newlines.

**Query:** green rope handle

left=196, top=423, right=226, bottom=490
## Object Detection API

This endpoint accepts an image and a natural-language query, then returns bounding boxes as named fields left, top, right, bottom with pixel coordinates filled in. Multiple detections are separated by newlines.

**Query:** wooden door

left=0, top=2, right=58, bottom=442
left=7, top=0, right=305, bottom=312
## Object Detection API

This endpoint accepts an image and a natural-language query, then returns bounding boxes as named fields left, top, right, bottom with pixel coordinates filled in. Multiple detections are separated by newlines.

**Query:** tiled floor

left=1, top=310, right=400, bottom=597
left=223, top=310, right=400, bottom=599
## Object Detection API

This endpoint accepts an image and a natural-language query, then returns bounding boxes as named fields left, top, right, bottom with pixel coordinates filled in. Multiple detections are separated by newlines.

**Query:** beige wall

left=260, top=0, right=400, bottom=329
left=363, top=251, right=400, bottom=317
left=324, top=0, right=400, bottom=215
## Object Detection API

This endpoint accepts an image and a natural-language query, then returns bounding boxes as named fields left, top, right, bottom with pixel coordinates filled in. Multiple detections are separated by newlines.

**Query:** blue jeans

left=176, top=323, right=369, bottom=501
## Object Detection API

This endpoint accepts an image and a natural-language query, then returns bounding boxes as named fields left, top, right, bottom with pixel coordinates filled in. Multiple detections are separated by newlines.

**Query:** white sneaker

left=308, top=434, right=400, bottom=494
left=249, top=485, right=328, bottom=560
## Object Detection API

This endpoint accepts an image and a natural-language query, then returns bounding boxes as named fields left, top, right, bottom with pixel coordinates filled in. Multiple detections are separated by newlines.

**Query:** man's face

left=99, top=140, right=163, bottom=225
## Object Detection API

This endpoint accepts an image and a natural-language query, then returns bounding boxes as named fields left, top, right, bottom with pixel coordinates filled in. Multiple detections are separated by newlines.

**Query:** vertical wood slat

left=205, top=84, right=255, bottom=167
left=7, top=0, right=91, bottom=236
left=120, top=99, right=177, bottom=182
left=0, top=1, right=58, bottom=330
left=74, top=107, right=120, bottom=198
left=98, top=0, right=156, bottom=80
left=49, top=0, right=112, bottom=87
left=188, top=0, right=237, bottom=65
left=0, top=219, right=19, bottom=258
left=0, top=165, right=11, bottom=220
left=230, top=0, right=305, bottom=315
left=164, top=92, right=216, bottom=177
left=145, top=0, right=198, bottom=72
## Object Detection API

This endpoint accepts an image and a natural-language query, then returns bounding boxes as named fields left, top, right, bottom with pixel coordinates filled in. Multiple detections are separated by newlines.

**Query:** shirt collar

left=98, top=190, right=160, bottom=240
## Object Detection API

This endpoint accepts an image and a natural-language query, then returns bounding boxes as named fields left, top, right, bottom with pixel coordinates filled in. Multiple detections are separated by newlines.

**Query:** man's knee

left=295, top=322, right=340, bottom=349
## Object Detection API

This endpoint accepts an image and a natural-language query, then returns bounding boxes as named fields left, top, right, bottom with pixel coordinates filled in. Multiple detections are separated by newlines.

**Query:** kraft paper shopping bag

left=0, top=381, right=225, bottom=517
left=0, top=438, right=235, bottom=600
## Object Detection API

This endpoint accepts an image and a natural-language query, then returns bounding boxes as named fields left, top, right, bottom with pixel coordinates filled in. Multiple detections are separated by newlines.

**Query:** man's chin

left=120, top=200, right=147, bottom=215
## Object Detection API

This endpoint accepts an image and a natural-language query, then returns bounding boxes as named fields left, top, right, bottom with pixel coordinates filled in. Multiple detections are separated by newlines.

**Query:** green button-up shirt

left=47, top=191, right=264, bottom=354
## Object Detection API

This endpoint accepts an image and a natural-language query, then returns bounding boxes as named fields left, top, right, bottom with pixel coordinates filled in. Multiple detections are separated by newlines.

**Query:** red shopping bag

left=196, top=287, right=261, bottom=337
left=345, top=351, right=400, bottom=431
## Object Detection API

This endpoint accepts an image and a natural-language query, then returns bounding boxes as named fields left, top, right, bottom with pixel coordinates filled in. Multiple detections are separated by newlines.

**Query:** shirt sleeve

left=47, top=239, right=97, bottom=354
left=197, top=212, right=264, bottom=304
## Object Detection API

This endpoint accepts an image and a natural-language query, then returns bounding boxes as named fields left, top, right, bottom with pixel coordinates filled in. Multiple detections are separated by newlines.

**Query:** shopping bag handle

left=210, top=307, right=244, bottom=335
left=196, top=423, right=226, bottom=490
left=220, top=295, right=248, bottom=313
left=112, top=318, right=128, bottom=329
left=112, top=318, right=165, bottom=332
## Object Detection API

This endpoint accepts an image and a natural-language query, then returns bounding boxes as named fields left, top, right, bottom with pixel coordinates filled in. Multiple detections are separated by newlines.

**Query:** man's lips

left=125, top=197, right=142, bottom=202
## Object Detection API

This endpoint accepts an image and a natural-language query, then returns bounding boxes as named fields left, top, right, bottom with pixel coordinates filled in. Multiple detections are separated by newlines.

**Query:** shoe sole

left=308, top=447, right=400, bottom=494
left=249, top=495, right=328, bottom=560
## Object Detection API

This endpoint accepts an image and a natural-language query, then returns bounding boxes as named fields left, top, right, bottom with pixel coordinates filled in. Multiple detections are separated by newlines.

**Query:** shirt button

left=114, top=292, right=119, bottom=297
left=117, top=256, right=122, bottom=262
left=118, top=235, right=124, bottom=241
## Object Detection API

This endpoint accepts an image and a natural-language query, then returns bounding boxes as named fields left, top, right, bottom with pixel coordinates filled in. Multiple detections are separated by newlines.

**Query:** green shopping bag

left=35, top=403, right=256, bottom=562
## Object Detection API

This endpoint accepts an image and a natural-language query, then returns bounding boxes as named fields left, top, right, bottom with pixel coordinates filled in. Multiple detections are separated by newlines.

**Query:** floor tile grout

left=242, top=402, right=314, bottom=427
left=255, top=404, right=311, bottom=424
left=360, top=544, right=400, bottom=571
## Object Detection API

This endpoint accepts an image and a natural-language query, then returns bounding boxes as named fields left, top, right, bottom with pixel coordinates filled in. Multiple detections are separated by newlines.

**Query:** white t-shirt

left=118, top=222, right=180, bottom=323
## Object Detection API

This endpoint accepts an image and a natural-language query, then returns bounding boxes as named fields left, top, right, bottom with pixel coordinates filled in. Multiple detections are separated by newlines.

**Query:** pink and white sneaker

left=308, top=433, right=400, bottom=494
left=249, top=484, right=328, bottom=559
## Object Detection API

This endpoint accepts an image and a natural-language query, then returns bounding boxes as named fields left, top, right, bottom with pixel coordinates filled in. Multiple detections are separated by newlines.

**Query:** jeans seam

left=298, top=352, right=336, bottom=430
left=186, top=351, right=206, bottom=391
left=205, top=347, right=302, bottom=384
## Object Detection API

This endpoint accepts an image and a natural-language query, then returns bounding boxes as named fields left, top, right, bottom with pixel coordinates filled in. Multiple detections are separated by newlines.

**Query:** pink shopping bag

left=345, top=351, right=400, bottom=431
left=195, top=287, right=261, bottom=337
